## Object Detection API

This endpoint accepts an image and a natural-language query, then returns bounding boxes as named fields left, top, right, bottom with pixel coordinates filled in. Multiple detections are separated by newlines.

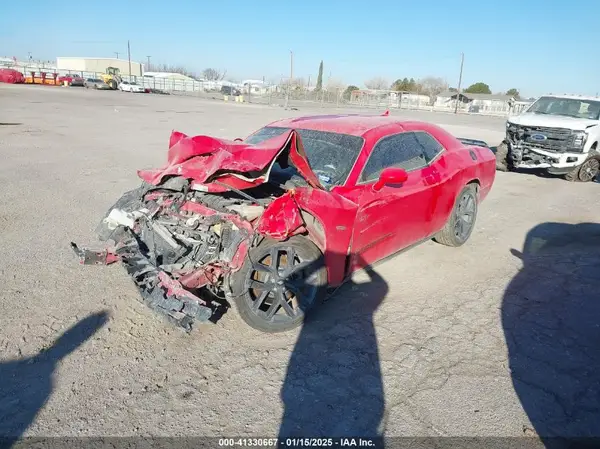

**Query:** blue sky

left=3, top=0, right=599, bottom=97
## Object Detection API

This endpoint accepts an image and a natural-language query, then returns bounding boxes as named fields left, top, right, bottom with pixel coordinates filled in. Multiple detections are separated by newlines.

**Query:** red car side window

left=413, top=131, right=444, bottom=163
left=360, top=132, right=427, bottom=183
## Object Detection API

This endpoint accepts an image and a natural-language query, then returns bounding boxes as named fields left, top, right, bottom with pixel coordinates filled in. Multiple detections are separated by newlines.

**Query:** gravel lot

left=1, top=85, right=598, bottom=442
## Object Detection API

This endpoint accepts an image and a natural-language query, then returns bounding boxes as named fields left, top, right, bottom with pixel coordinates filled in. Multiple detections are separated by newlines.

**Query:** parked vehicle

left=84, top=78, right=111, bottom=90
left=221, top=85, right=241, bottom=96
left=99, top=67, right=123, bottom=90
left=496, top=94, right=600, bottom=182
left=119, top=81, right=146, bottom=93
left=71, top=113, right=496, bottom=333
left=0, top=68, right=25, bottom=84
left=58, top=74, right=84, bottom=87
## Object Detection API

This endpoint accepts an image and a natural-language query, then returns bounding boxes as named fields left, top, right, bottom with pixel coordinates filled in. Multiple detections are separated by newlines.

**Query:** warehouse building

left=56, top=57, right=143, bottom=76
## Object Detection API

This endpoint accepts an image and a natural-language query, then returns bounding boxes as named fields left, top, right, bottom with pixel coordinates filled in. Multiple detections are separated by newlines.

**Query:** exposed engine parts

left=74, top=180, right=283, bottom=331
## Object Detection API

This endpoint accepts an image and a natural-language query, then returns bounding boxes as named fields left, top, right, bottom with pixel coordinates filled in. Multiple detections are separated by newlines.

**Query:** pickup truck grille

left=508, top=125, right=574, bottom=152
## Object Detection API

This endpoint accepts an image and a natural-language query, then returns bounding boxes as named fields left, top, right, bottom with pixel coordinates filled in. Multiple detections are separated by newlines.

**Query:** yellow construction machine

left=100, top=67, right=123, bottom=90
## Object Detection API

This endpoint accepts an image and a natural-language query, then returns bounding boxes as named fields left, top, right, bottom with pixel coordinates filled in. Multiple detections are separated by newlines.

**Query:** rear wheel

left=433, top=184, right=478, bottom=247
left=231, top=236, right=327, bottom=333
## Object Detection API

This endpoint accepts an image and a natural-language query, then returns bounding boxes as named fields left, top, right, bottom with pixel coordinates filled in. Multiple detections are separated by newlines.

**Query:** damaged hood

left=138, top=129, right=324, bottom=192
left=509, top=113, right=599, bottom=131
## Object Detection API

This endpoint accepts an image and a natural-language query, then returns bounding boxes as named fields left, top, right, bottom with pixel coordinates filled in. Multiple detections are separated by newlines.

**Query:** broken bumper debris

left=70, top=227, right=217, bottom=332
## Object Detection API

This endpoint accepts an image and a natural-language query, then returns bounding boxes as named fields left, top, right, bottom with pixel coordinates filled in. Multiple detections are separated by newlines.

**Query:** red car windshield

left=245, top=126, right=364, bottom=188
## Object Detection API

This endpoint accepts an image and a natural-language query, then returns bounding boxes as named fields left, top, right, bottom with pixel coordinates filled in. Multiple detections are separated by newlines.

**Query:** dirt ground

left=1, top=85, right=598, bottom=441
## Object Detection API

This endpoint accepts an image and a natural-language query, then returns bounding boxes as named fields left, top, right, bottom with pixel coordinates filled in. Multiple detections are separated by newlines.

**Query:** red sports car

left=71, top=113, right=496, bottom=333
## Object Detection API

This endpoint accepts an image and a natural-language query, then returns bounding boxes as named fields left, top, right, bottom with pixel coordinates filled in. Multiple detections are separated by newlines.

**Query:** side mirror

left=373, top=167, right=408, bottom=191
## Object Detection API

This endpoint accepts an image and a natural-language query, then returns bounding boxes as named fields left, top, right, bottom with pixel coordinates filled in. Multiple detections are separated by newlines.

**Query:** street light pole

left=146, top=56, right=151, bottom=72
left=454, top=52, right=464, bottom=114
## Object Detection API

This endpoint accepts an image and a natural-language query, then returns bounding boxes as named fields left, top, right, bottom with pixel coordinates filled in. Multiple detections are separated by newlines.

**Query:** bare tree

left=326, top=77, right=346, bottom=92
left=202, top=68, right=226, bottom=81
left=281, top=77, right=306, bottom=90
left=418, top=76, right=448, bottom=99
left=364, top=77, right=389, bottom=90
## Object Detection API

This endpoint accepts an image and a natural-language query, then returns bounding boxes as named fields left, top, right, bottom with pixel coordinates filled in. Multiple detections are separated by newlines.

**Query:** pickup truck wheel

left=564, top=164, right=581, bottom=182
left=577, top=157, right=600, bottom=182
left=231, top=236, right=327, bottom=333
left=495, top=141, right=510, bottom=172
left=433, top=184, right=478, bottom=247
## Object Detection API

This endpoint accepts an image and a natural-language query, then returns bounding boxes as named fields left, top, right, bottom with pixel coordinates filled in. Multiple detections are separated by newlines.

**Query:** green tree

left=343, top=85, right=360, bottom=100
left=391, top=78, right=409, bottom=91
left=464, top=82, right=491, bottom=94
left=505, top=88, right=520, bottom=99
left=315, top=60, right=324, bottom=91
left=391, top=77, right=420, bottom=92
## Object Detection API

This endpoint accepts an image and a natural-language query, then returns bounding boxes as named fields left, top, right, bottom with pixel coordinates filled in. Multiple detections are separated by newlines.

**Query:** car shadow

left=0, top=311, right=109, bottom=447
left=278, top=252, right=388, bottom=446
left=502, top=222, right=600, bottom=448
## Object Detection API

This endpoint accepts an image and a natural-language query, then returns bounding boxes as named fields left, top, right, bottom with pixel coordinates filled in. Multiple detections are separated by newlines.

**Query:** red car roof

left=267, top=114, right=418, bottom=137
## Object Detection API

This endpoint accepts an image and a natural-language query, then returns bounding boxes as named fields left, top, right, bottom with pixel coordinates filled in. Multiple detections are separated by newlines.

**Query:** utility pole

left=454, top=52, right=464, bottom=114
left=127, top=40, right=132, bottom=77
left=284, top=50, right=293, bottom=109
left=114, top=52, right=119, bottom=59
left=146, top=56, right=151, bottom=72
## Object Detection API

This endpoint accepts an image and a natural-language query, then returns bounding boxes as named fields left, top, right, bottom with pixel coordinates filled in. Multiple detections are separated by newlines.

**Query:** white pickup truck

left=496, top=94, right=600, bottom=182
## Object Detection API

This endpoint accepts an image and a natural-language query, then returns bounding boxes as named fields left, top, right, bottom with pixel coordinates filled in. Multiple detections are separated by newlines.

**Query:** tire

left=109, top=80, right=117, bottom=90
left=564, top=164, right=581, bottom=182
left=495, top=141, right=510, bottom=172
left=230, top=235, right=327, bottom=333
left=433, top=184, right=478, bottom=247
left=566, top=157, right=600, bottom=182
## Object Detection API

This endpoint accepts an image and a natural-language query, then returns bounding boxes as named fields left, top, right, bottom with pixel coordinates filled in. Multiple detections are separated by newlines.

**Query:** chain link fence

left=2, top=62, right=533, bottom=117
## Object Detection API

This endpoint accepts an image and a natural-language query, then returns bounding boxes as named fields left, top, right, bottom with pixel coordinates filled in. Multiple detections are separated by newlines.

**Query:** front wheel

left=433, top=184, right=479, bottom=247
left=565, top=157, right=600, bottom=182
left=494, top=141, right=511, bottom=172
left=231, top=236, right=327, bottom=333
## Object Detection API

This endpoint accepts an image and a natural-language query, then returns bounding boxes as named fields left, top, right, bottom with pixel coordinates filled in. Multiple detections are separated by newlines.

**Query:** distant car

left=221, top=85, right=241, bottom=96
left=59, top=74, right=84, bottom=87
left=84, top=78, right=111, bottom=90
left=119, top=81, right=145, bottom=93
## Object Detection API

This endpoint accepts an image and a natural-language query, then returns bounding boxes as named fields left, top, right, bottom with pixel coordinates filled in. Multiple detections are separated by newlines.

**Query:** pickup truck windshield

left=527, top=96, right=600, bottom=120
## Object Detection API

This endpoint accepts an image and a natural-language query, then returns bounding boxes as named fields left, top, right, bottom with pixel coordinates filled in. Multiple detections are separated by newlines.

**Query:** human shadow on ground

left=502, top=222, right=600, bottom=448
left=0, top=311, right=109, bottom=447
left=278, top=252, right=388, bottom=446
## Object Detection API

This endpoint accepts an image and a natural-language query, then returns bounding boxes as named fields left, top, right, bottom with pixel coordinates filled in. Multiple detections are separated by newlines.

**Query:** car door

left=412, top=131, right=460, bottom=233
left=348, top=132, right=440, bottom=271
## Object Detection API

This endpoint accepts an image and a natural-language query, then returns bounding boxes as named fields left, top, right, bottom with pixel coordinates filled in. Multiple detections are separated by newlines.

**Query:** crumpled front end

left=72, top=183, right=312, bottom=332
left=71, top=179, right=268, bottom=331
left=505, top=123, right=589, bottom=171
left=71, top=129, right=325, bottom=331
